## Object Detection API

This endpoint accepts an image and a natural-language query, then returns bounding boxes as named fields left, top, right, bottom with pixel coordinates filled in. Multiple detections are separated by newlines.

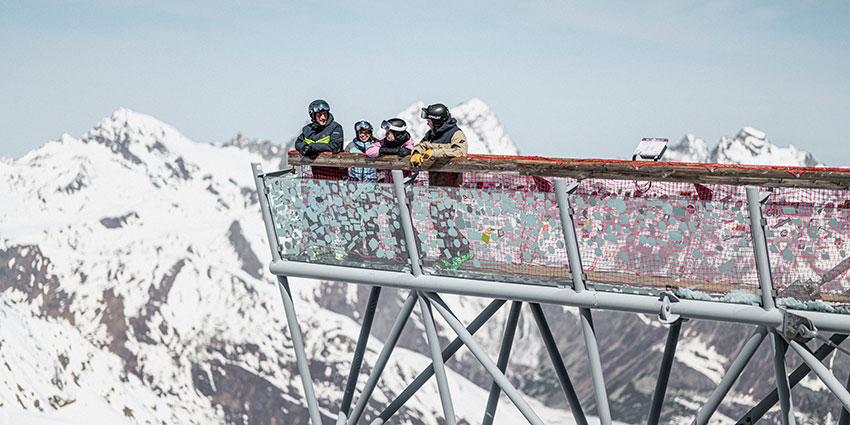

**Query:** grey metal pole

left=692, top=327, right=767, bottom=425
left=555, top=178, right=613, bottom=425
left=529, top=303, right=589, bottom=425
left=771, top=332, right=796, bottom=425
left=840, top=367, right=850, bottom=425
left=425, top=293, right=545, bottom=425
left=738, top=333, right=848, bottom=424
left=391, top=170, right=422, bottom=276
left=337, top=286, right=382, bottom=425
left=786, top=338, right=850, bottom=413
left=277, top=276, right=324, bottom=425
left=251, top=162, right=283, bottom=261
left=417, top=293, right=457, bottom=425
left=746, top=187, right=776, bottom=310
left=647, top=319, right=683, bottom=425
left=482, top=301, right=523, bottom=425
left=373, top=299, right=506, bottom=425
left=348, top=292, right=418, bottom=425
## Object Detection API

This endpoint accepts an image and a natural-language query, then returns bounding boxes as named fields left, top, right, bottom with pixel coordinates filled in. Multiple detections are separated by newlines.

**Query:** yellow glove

left=421, top=149, right=434, bottom=162
left=410, top=153, right=424, bottom=168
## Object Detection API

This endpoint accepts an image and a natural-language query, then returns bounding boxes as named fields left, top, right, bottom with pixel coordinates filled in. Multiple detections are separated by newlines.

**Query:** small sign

left=633, top=138, right=668, bottom=161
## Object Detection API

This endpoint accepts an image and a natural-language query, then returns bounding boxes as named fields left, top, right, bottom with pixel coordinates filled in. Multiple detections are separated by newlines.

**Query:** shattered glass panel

left=572, top=179, right=760, bottom=301
left=766, top=188, right=850, bottom=313
left=263, top=174, right=409, bottom=272
left=409, top=175, right=570, bottom=286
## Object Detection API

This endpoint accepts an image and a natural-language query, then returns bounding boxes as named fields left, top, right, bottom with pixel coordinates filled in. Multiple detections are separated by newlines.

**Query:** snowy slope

left=665, top=126, right=821, bottom=166
left=0, top=108, right=579, bottom=424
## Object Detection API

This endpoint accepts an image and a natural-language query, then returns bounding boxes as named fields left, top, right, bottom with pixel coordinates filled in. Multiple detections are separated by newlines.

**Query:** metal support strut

left=417, top=292, right=457, bottom=425
left=786, top=337, right=850, bottom=414
left=771, top=332, right=796, bottom=425
left=529, top=303, right=588, bottom=425
left=482, top=301, right=523, bottom=425
left=392, top=170, right=422, bottom=276
left=693, top=327, right=767, bottom=425
left=647, top=319, right=682, bottom=425
left=555, top=178, right=612, bottom=425
left=337, top=286, right=382, bottom=424
left=425, top=293, right=545, bottom=425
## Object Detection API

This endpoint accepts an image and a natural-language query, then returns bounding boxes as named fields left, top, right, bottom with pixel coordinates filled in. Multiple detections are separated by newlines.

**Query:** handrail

left=288, top=152, right=850, bottom=190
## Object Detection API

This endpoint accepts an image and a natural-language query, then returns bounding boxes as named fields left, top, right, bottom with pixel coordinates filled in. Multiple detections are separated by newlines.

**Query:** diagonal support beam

left=277, top=276, right=324, bottom=425
left=647, top=319, right=683, bottom=425
left=840, top=366, right=850, bottom=425
left=693, top=327, right=767, bottom=425
left=482, top=301, right=523, bottom=425
left=337, top=286, right=382, bottom=424
left=771, top=332, right=796, bottom=425
left=348, top=292, right=418, bottom=425
left=737, top=333, right=848, bottom=424
left=372, top=299, right=506, bottom=425
left=425, top=292, right=545, bottom=425
left=786, top=337, right=850, bottom=414
left=529, top=303, right=588, bottom=425
left=417, top=292, right=456, bottom=425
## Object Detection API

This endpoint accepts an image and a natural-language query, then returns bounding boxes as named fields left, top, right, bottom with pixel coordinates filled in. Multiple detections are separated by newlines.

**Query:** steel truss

left=252, top=163, right=850, bottom=424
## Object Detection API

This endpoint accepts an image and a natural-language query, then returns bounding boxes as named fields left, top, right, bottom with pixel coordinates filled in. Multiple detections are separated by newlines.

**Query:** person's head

left=308, top=99, right=331, bottom=126
left=420, top=103, right=450, bottom=130
left=354, top=120, right=373, bottom=142
left=381, top=118, right=407, bottom=142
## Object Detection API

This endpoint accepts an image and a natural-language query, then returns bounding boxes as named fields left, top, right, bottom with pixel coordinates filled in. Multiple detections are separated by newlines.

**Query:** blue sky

left=2, top=1, right=849, bottom=164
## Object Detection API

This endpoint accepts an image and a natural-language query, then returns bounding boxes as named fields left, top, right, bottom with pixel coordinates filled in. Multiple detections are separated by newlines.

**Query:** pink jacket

left=365, top=138, right=415, bottom=158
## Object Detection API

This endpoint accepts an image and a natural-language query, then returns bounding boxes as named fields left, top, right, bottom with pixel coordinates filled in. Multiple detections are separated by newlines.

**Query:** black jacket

left=379, top=131, right=412, bottom=157
left=422, top=118, right=461, bottom=145
left=295, top=113, right=344, bottom=158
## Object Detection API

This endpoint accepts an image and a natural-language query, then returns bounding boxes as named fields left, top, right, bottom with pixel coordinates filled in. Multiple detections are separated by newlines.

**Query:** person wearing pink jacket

left=365, top=118, right=415, bottom=158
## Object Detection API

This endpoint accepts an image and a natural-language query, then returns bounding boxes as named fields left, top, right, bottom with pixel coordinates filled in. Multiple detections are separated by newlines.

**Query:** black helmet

left=420, top=103, right=450, bottom=125
left=308, top=99, right=330, bottom=122
left=381, top=118, right=407, bottom=132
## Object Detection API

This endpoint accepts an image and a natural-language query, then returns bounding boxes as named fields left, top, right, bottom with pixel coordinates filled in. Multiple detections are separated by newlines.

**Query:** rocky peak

left=664, top=134, right=710, bottom=163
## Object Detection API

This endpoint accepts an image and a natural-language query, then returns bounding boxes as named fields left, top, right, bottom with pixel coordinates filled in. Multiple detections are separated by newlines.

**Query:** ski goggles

left=381, top=120, right=406, bottom=132
left=354, top=121, right=373, bottom=132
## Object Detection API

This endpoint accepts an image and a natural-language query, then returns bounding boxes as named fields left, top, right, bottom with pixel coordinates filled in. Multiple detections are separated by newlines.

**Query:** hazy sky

left=2, top=1, right=849, bottom=164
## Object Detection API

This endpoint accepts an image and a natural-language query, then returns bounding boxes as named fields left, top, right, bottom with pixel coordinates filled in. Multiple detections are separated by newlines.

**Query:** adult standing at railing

left=295, top=99, right=345, bottom=180
left=411, top=103, right=472, bottom=269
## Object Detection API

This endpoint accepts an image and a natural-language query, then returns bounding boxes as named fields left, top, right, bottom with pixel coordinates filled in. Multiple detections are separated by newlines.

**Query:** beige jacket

left=412, top=130, right=468, bottom=158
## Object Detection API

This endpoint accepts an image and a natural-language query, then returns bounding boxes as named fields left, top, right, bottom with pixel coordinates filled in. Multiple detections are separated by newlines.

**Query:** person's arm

left=429, top=130, right=468, bottom=158
left=365, top=141, right=382, bottom=158
left=294, top=133, right=310, bottom=154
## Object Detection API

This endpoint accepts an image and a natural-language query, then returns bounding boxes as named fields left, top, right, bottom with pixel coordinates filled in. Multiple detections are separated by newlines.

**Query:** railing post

left=392, top=170, right=422, bottom=276
left=554, top=178, right=612, bottom=425
left=251, top=162, right=283, bottom=261
left=746, top=187, right=775, bottom=310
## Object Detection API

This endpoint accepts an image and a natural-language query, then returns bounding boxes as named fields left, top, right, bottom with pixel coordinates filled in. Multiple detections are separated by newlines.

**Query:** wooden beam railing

left=288, top=152, right=850, bottom=190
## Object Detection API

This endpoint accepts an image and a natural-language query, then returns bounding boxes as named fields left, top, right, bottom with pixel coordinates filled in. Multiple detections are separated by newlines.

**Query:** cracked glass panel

left=263, top=173, right=408, bottom=272
left=572, top=179, right=760, bottom=300
left=766, top=188, right=850, bottom=313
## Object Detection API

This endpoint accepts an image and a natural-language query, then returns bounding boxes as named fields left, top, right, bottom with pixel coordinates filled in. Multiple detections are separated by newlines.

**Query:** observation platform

left=252, top=153, right=850, bottom=425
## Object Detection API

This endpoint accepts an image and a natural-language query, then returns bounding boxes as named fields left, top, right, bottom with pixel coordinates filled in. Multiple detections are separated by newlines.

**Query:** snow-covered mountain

left=665, top=126, right=821, bottom=166
left=2, top=103, right=844, bottom=425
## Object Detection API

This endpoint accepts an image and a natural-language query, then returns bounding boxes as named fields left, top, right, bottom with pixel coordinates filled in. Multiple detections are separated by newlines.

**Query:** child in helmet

left=345, top=120, right=379, bottom=182
left=366, top=118, right=415, bottom=183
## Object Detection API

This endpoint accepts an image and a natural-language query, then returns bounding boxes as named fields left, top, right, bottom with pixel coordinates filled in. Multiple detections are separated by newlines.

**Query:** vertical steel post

left=554, top=178, right=612, bottom=425
left=647, top=319, right=683, bottom=425
left=253, top=164, right=323, bottom=424
left=425, top=293, right=545, bottom=425
left=482, top=301, right=523, bottom=425
left=337, top=286, right=382, bottom=425
left=738, top=333, right=848, bottom=423
left=417, top=293, right=456, bottom=425
left=746, top=187, right=776, bottom=311
left=392, top=170, right=422, bottom=276
left=840, top=367, right=850, bottom=425
left=771, top=333, right=796, bottom=425
left=348, top=292, right=418, bottom=425
left=278, top=276, right=324, bottom=425
left=529, top=303, right=589, bottom=425
left=251, top=162, right=283, bottom=261
left=787, top=338, right=850, bottom=414
left=692, top=327, right=767, bottom=425
left=373, top=299, right=506, bottom=425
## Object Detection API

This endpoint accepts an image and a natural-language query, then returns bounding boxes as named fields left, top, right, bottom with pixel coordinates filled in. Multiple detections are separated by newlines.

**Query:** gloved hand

left=421, top=149, right=434, bottom=162
left=410, top=153, right=424, bottom=168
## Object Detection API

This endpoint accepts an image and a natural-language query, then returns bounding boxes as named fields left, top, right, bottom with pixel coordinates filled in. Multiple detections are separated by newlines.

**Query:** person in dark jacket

left=411, top=103, right=472, bottom=269
left=296, top=99, right=345, bottom=179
